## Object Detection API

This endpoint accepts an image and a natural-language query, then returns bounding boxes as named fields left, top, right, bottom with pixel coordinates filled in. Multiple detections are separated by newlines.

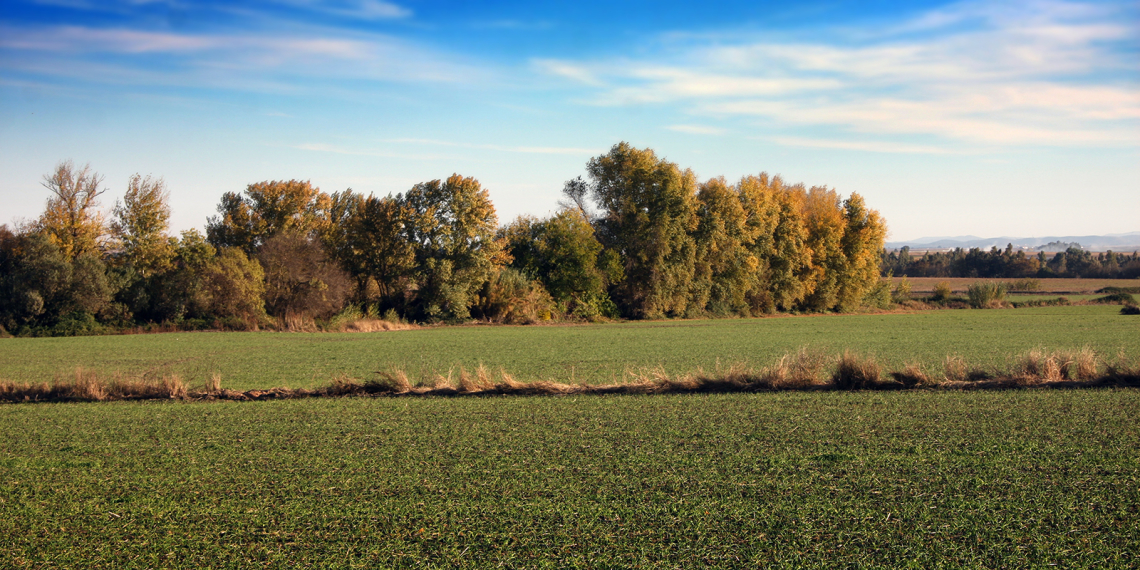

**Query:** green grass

left=1, top=305, right=1138, bottom=390
left=2, top=391, right=1137, bottom=568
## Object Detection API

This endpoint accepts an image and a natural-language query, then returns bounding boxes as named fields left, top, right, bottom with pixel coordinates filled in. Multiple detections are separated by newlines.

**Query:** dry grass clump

left=761, top=348, right=828, bottom=389
left=0, top=368, right=189, bottom=402
left=890, top=363, right=935, bottom=388
left=337, top=318, right=418, bottom=333
left=831, top=351, right=882, bottom=390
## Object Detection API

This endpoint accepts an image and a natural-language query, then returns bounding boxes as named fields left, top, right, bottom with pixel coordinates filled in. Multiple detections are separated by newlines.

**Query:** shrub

left=891, top=276, right=912, bottom=304
left=1094, top=292, right=1136, bottom=305
left=967, top=281, right=1006, bottom=308
left=1122, top=303, right=1140, bottom=315
left=1098, top=286, right=1140, bottom=295
left=1005, top=278, right=1040, bottom=292
left=931, top=281, right=953, bottom=302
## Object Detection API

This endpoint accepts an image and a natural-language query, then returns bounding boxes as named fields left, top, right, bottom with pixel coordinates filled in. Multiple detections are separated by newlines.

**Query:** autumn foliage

left=1, top=143, right=890, bottom=335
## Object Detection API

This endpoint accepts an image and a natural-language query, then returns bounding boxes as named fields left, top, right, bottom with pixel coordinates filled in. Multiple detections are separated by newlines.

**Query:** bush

left=931, top=281, right=953, bottom=302
left=1098, top=286, right=1140, bottom=294
left=1094, top=292, right=1136, bottom=305
left=1122, top=303, right=1140, bottom=315
left=891, top=276, right=911, bottom=304
left=1005, top=278, right=1040, bottom=292
left=967, top=281, right=1007, bottom=309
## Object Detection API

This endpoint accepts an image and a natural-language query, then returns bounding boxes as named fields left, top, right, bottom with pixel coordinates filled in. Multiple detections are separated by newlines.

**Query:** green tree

left=37, top=160, right=106, bottom=259
left=201, top=247, right=267, bottom=328
left=583, top=142, right=698, bottom=318
left=401, top=174, right=504, bottom=321
left=347, top=195, right=416, bottom=307
left=111, top=174, right=175, bottom=277
left=0, top=231, right=115, bottom=334
left=691, top=177, right=752, bottom=316
left=501, top=209, right=616, bottom=318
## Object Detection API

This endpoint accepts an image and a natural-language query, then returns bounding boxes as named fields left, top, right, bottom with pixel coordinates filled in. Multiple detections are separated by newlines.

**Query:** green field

left=1, top=305, right=1137, bottom=391
left=2, top=390, right=1137, bottom=568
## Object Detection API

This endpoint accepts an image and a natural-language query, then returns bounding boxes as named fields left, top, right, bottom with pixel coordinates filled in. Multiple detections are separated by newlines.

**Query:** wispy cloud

left=769, top=136, right=962, bottom=155
left=273, top=0, right=412, bottom=20
left=0, top=23, right=487, bottom=92
left=381, top=138, right=602, bottom=155
left=537, top=0, right=1140, bottom=149
left=667, top=124, right=726, bottom=135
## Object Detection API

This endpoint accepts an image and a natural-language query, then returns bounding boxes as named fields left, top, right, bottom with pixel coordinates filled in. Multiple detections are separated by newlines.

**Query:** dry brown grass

left=0, top=368, right=189, bottom=402
left=334, top=319, right=418, bottom=333
left=832, top=351, right=882, bottom=390
left=4, top=349, right=1138, bottom=404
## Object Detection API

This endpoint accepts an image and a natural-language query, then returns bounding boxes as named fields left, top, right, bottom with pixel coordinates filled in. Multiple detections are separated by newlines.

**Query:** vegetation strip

left=4, top=349, right=1137, bottom=404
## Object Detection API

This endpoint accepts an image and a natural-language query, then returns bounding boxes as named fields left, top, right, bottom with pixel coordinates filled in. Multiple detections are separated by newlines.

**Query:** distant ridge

left=886, top=232, right=1140, bottom=252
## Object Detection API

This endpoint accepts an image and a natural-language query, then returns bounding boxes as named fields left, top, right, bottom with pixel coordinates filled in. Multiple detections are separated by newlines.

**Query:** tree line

left=0, top=142, right=888, bottom=336
left=881, top=245, right=1140, bottom=279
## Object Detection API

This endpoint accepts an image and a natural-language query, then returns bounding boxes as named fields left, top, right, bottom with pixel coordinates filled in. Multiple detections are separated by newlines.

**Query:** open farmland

left=2, top=390, right=1137, bottom=568
left=1, top=305, right=1138, bottom=391
left=892, top=277, right=1139, bottom=295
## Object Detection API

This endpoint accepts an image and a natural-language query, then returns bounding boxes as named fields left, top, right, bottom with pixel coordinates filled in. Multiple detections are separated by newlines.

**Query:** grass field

left=1, top=305, right=1138, bottom=391
left=2, top=390, right=1137, bottom=568
left=893, top=277, right=1138, bottom=294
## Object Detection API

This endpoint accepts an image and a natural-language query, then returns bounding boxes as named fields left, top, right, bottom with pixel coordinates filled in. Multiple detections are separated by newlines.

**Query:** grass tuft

left=831, top=351, right=882, bottom=390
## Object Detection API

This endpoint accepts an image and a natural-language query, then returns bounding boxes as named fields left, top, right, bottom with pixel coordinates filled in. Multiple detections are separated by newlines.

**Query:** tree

left=201, top=247, right=267, bottom=328
left=206, top=180, right=329, bottom=254
left=691, top=177, right=752, bottom=315
left=0, top=231, right=115, bottom=334
left=258, top=231, right=351, bottom=321
left=583, top=142, right=698, bottom=318
left=346, top=195, right=416, bottom=307
left=500, top=209, right=616, bottom=318
left=112, top=174, right=175, bottom=278
left=37, top=160, right=106, bottom=259
left=834, top=192, right=887, bottom=311
left=401, top=174, right=505, bottom=320
left=798, top=186, right=847, bottom=311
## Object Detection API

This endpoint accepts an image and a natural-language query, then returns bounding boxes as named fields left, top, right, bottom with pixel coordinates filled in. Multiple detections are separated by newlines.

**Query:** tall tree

left=834, top=192, right=887, bottom=312
left=584, top=142, right=698, bottom=318
left=691, top=177, right=753, bottom=315
left=112, top=174, right=175, bottom=278
left=798, top=186, right=847, bottom=311
left=347, top=195, right=416, bottom=306
left=737, top=174, right=812, bottom=312
left=401, top=174, right=504, bottom=320
left=37, top=160, right=106, bottom=259
left=206, top=180, right=328, bottom=254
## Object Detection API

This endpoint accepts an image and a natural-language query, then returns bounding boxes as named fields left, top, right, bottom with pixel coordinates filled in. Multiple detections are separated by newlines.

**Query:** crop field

left=1, top=305, right=1138, bottom=391
left=892, top=277, right=1138, bottom=294
left=2, top=390, right=1137, bottom=568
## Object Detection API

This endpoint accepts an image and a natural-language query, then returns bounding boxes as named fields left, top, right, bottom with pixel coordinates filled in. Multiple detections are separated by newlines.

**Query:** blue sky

left=1, top=0, right=1137, bottom=241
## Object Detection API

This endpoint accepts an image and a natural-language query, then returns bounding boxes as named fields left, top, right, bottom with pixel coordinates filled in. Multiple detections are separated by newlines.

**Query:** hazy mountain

left=887, top=232, right=1140, bottom=251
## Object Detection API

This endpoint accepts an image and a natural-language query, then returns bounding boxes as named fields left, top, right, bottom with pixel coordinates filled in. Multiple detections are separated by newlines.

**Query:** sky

left=1, top=0, right=1137, bottom=242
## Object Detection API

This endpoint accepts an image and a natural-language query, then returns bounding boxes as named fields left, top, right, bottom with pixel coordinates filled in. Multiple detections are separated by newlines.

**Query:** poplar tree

left=584, top=142, right=698, bottom=318
left=112, top=174, right=175, bottom=278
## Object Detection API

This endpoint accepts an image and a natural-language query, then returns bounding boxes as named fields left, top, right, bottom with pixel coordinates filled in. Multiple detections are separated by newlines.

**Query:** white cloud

left=382, top=138, right=601, bottom=155
left=0, top=23, right=487, bottom=90
left=541, top=0, right=1140, bottom=148
left=666, top=124, right=726, bottom=135
left=273, top=0, right=412, bottom=20
left=770, top=136, right=961, bottom=155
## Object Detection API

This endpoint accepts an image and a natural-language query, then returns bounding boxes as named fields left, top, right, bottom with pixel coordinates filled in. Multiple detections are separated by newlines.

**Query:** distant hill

left=886, top=232, right=1140, bottom=252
